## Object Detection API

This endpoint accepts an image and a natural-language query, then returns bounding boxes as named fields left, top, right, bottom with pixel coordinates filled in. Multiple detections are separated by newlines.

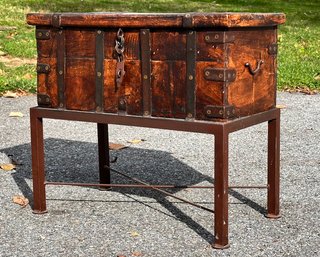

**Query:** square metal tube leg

left=267, top=109, right=281, bottom=218
left=30, top=108, right=47, bottom=214
left=213, top=125, right=230, bottom=249
left=97, top=123, right=110, bottom=189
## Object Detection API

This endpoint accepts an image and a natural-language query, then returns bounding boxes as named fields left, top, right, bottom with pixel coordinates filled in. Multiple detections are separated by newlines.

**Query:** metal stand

left=30, top=107, right=280, bottom=248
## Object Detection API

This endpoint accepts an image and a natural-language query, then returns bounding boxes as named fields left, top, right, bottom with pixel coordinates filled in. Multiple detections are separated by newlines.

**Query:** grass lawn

left=0, top=0, right=319, bottom=93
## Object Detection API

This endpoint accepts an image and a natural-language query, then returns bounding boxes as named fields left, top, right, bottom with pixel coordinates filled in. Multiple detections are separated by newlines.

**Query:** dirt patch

left=0, top=55, right=36, bottom=67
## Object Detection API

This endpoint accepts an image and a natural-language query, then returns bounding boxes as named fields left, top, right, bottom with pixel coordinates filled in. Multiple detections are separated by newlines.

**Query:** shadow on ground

left=1, top=138, right=267, bottom=244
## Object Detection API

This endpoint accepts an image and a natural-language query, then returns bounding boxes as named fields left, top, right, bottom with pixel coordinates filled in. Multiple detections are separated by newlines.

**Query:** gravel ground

left=0, top=92, right=319, bottom=257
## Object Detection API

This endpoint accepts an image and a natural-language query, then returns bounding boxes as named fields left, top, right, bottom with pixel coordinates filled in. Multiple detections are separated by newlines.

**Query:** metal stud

left=97, top=72, right=102, bottom=77
left=187, top=113, right=193, bottom=118
left=206, top=109, right=212, bottom=115
left=143, top=75, right=148, bottom=80
left=205, top=71, right=210, bottom=77
left=59, top=70, right=63, bottom=75
left=144, top=111, right=149, bottom=116
left=188, top=75, right=194, bottom=80
left=97, top=30, right=102, bottom=34
left=38, top=32, right=42, bottom=37
left=219, top=110, right=223, bottom=115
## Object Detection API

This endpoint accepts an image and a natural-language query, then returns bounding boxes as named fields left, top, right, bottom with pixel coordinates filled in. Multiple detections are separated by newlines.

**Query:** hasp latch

left=36, top=63, right=50, bottom=74
left=205, top=105, right=236, bottom=119
left=204, top=31, right=235, bottom=44
left=204, top=68, right=236, bottom=82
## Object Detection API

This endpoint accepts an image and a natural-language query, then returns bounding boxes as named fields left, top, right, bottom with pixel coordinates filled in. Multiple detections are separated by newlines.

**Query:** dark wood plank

left=151, top=31, right=186, bottom=60
left=65, top=58, right=96, bottom=110
left=151, top=61, right=186, bottom=118
left=27, top=13, right=286, bottom=28
left=65, top=29, right=96, bottom=57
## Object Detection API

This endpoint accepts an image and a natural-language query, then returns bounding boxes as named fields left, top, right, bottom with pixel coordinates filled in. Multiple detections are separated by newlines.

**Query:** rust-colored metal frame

left=30, top=107, right=280, bottom=249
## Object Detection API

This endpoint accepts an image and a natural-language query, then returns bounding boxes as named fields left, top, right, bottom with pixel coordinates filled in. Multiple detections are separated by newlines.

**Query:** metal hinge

left=204, top=68, right=236, bottom=82
left=205, top=105, right=236, bottom=119
left=268, top=43, right=278, bottom=55
left=37, top=94, right=51, bottom=107
left=36, top=63, right=50, bottom=74
left=36, top=29, right=51, bottom=40
left=204, top=31, right=235, bottom=44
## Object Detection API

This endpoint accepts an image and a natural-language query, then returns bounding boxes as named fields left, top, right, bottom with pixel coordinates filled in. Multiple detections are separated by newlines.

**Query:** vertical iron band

left=95, top=29, right=105, bottom=112
left=140, top=29, right=151, bottom=116
left=186, top=30, right=196, bottom=118
left=56, top=29, right=65, bottom=108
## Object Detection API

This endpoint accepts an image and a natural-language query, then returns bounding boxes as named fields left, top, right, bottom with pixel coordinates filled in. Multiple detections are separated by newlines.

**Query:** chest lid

left=27, top=12, right=285, bottom=28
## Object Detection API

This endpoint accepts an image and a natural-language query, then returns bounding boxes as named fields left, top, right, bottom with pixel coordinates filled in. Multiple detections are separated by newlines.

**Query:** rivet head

left=59, top=70, right=63, bottom=75
left=59, top=103, right=63, bottom=108
left=142, top=31, right=146, bottom=35
left=185, top=14, right=191, bottom=18
left=206, top=109, right=212, bottom=115
left=37, top=66, right=41, bottom=71
left=143, top=75, right=148, bottom=80
left=188, top=75, right=194, bottom=80
left=187, top=113, right=193, bottom=118
left=214, top=34, right=219, bottom=39
left=96, top=106, right=101, bottom=112
left=97, top=72, right=102, bottom=77
left=45, top=66, right=49, bottom=71
left=53, top=15, right=58, bottom=19
left=119, top=99, right=125, bottom=105
left=144, top=111, right=149, bottom=116
left=97, top=30, right=102, bottom=34
left=189, top=31, right=193, bottom=35
left=205, top=35, right=210, bottom=41
left=58, top=30, right=63, bottom=35
left=219, top=110, right=223, bottom=115
left=218, top=73, right=223, bottom=78
left=205, top=70, right=210, bottom=77
left=38, top=32, right=42, bottom=37
left=45, top=32, right=49, bottom=36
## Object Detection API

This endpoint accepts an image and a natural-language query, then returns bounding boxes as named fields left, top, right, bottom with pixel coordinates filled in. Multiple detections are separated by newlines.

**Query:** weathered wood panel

left=65, top=58, right=96, bottom=110
left=151, top=61, right=186, bottom=118
left=27, top=13, right=285, bottom=28
left=227, top=28, right=276, bottom=116
left=151, top=31, right=186, bottom=60
left=65, top=29, right=96, bottom=57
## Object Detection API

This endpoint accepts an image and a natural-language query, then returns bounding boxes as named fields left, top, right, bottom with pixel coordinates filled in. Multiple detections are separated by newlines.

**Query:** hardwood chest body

left=27, top=12, right=285, bottom=120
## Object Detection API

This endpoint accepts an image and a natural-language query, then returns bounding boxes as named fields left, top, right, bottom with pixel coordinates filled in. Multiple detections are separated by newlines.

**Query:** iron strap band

left=140, top=29, right=151, bottom=116
left=56, top=29, right=65, bottom=108
left=186, top=30, right=196, bottom=118
left=95, top=30, right=105, bottom=112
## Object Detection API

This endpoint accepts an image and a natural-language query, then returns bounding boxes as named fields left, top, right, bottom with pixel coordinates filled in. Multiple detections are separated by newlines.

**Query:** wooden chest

left=27, top=12, right=285, bottom=120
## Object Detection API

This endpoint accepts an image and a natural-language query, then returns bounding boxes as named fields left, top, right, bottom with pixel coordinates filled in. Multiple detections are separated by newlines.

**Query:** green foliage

left=0, top=0, right=319, bottom=92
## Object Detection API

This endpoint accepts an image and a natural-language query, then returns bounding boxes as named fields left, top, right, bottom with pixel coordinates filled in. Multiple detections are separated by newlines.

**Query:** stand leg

left=97, top=123, right=110, bottom=190
left=267, top=110, right=281, bottom=218
left=30, top=108, right=47, bottom=214
left=213, top=126, right=230, bottom=249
